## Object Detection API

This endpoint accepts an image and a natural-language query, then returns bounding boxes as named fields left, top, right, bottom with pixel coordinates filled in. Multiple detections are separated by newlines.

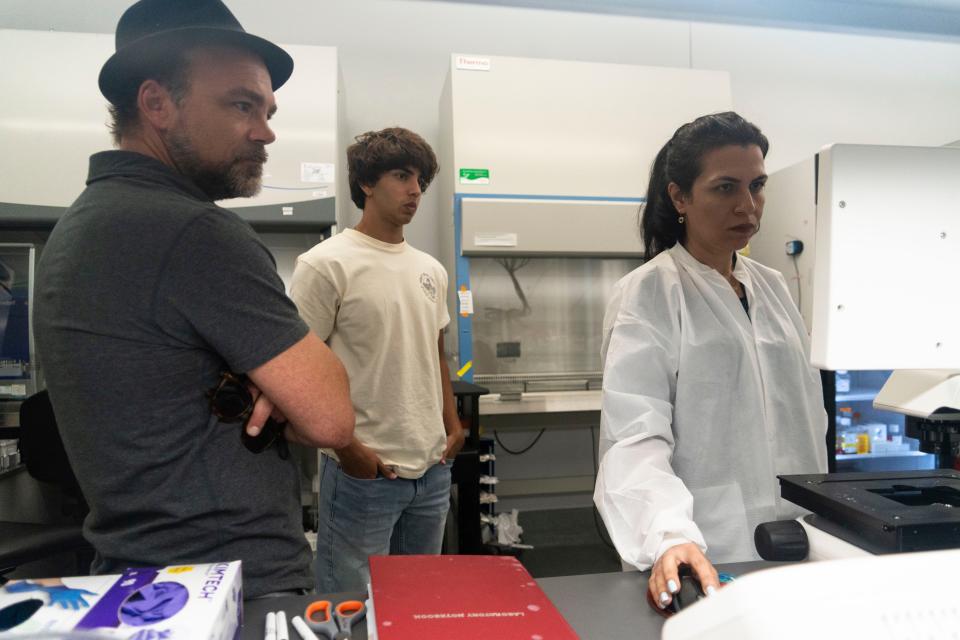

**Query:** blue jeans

left=315, top=456, right=452, bottom=592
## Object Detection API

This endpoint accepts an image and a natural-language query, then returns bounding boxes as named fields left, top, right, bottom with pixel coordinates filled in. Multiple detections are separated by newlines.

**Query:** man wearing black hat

left=34, top=0, right=354, bottom=598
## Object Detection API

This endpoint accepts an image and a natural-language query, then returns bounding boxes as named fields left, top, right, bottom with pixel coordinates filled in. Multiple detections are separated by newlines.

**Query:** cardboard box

left=0, top=561, right=242, bottom=639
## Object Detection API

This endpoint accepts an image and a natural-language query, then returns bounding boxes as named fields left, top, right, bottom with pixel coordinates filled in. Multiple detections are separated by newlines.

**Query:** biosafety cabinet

left=0, top=30, right=344, bottom=232
left=438, top=53, right=732, bottom=390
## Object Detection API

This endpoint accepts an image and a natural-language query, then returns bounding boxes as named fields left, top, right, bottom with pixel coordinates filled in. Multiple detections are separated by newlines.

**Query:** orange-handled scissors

left=304, top=599, right=366, bottom=640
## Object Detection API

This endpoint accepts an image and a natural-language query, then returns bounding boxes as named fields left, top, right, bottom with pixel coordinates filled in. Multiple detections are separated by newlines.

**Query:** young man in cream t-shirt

left=290, top=128, right=464, bottom=592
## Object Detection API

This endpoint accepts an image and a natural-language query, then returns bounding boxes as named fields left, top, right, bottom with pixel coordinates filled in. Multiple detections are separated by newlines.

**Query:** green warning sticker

left=459, top=168, right=490, bottom=185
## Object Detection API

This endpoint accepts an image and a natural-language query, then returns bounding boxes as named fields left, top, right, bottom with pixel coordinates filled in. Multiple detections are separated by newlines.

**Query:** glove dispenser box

left=0, top=561, right=242, bottom=639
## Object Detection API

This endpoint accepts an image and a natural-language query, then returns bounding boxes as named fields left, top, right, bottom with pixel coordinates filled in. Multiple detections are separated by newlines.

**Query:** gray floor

left=513, top=507, right=623, bottom=578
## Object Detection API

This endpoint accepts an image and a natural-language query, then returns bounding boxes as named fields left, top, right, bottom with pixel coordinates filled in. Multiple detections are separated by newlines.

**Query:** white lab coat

left=594, top=243, right=827, bottom=570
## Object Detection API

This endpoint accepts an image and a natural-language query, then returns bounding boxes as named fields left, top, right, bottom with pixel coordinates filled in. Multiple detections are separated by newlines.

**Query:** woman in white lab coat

left=594, top=112, right=827, bottom=610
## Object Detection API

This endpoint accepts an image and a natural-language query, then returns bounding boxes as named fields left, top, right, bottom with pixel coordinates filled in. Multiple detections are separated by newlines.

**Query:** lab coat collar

left=668, top=242, right=750, bottom=283
left=669, top=243, right=756, bottom=315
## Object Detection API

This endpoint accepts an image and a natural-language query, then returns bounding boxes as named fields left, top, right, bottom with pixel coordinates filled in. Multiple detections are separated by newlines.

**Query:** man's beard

left=166, top=130, right=268, bottom=201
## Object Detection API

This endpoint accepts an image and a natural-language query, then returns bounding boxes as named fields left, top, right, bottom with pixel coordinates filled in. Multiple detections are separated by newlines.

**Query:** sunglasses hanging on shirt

left=206, top=371, right=289, bottom=459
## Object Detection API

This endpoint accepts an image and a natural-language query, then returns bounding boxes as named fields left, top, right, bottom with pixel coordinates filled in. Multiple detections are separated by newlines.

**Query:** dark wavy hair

left=347, top=127, right=439, bottom=210
left=640, top=111, right=769, bottom=260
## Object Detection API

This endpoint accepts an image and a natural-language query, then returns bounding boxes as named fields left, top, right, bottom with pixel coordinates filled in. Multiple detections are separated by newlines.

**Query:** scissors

left=304, top=599, right=366, bottom=640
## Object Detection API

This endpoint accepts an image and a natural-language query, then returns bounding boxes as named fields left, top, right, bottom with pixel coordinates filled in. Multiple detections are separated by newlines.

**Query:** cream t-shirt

left=289, top=229, right=450, bottom=478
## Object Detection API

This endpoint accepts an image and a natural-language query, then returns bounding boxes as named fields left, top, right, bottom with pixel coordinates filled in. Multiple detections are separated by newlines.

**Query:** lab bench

left=478, top=391, right=601, bottom=504
left=240, top=560, right=781, bottom=640
left=479, top=390, right=600, bottom=431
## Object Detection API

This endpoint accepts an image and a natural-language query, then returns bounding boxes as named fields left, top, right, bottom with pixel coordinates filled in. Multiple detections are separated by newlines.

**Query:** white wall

left=6, top=0, right=960, bottom=258
left=691, top=23, right=960, bottom=172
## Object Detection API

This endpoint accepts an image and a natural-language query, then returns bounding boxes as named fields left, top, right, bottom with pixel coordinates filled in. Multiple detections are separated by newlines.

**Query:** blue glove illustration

left=119, top=583, right=189, bottom=625
left=47, top=586, right=97, bottom=610
left=5, top=581, right=97, bottom=610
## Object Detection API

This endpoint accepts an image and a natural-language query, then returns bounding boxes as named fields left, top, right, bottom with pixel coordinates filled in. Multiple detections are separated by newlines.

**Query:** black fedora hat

left=99, top=0, right=294, bottom=104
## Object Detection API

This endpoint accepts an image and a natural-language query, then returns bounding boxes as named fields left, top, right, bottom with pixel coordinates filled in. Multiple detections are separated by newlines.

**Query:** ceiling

left=426, top=0, right=960, bottom=39
left=2, top=0, right=959, bottom=40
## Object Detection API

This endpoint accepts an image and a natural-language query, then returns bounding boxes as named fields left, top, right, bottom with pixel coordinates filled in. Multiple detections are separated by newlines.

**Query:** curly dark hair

left=641, top=111, right=769, bottom=260
left=347, top=127, right=439, bottom=210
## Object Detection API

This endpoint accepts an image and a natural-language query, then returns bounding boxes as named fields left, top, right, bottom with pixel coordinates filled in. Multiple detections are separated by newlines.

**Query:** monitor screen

left=0, top=244, right=36, bottom=399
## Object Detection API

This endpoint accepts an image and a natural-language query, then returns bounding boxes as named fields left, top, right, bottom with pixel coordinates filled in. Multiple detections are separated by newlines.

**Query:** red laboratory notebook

left=369, top=554, right=579, bottom=639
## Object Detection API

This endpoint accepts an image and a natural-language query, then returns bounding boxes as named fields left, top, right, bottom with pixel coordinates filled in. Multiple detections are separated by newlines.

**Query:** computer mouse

left=669, top=566, right=706, bottom=614
left=646, top=565, right=707, bottom=617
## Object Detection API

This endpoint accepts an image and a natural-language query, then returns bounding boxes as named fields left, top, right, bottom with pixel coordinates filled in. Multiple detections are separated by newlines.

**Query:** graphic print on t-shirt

left=419, top=273, right=438, bottom=303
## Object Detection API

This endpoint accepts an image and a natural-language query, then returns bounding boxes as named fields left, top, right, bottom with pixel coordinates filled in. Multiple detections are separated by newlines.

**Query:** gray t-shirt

left=35, top=150, right=312, bottom=598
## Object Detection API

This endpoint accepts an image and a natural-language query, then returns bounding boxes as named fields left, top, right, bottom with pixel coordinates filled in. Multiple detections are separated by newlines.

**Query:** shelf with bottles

left=835, top=391, right=882, bottom=402
left=834, top=408, right=936, bottom=470
left=832, top=370, right=938, bottom=471
left=835, top=430, right=917, bottom=457
left=835, top=407, right=914, bottom=455
left=836, top=451, right=930, bottom=460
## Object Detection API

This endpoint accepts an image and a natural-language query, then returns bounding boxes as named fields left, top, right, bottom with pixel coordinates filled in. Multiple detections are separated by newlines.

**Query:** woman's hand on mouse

left=649, top=542, right=720, bottom=609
